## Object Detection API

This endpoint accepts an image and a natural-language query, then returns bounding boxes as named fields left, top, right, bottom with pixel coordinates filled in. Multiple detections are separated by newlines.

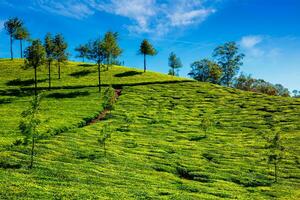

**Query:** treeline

left=3, top=17, right=158, bottom=95
left=186, top=42, right=291, bottom=97
left=2, top=17, right=293, bottom=97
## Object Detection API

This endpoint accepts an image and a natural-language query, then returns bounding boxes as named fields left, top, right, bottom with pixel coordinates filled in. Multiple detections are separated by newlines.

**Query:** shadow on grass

left=6, top=78, right=47, bottom=86
left=78, top=64, right=95, bottom=67
left=46, top=91, right=90, bottom=99
left=0, top=98, right=12, bottom=104
left=70, top=69, right=95, bottom=78
left=0, top=89, right=34, bottom=97
left=114, top=71, right=143, bottom=77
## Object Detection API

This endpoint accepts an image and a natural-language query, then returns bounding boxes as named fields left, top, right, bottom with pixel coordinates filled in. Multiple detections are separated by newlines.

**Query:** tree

left=53, top=34, right=68, bottom=79
left=168, top=52, right=182, bottom=76
left=102, top=31, right=122, bottom=70
left=24, top=39, right=46, bottom=96
left=265, top=131, right=285, bottom=183
left=292, top=90, right=299, bottom=98
left=274, top=84, right=290, bottom=97
left=44, top=33, right=55, bottom=90
left=188, top=59, right=222, bottom=84
left=234, top=73, right=255, bottom=91
left=87, top=39, right=106, bottom=92
left=13, top=26, right=30, bottom=58
left=102, top=86, right=116, bottom=110
left=139, top=39, right=157, bottom=72
left=75, top=44, right=89, bottom=62
left=201, top=115, right=213, bottom=137
left=19, top=95, right=42, bottom=168
left=4, top=17, right=23, bottom=60
left=213, top=42, right=245, bottom=86
left=98, top=123, right=111, bottom=157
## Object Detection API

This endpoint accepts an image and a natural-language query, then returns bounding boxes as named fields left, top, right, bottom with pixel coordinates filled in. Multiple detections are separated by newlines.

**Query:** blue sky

left=0, top=0, right=299, bottom=90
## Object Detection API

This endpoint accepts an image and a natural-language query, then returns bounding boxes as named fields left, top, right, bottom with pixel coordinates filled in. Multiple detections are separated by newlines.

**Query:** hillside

left=0, top=59, right=299, bottom=199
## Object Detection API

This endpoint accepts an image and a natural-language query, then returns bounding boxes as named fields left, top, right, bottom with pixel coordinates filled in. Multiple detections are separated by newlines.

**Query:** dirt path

left=87, top=88, right=122, bottom=125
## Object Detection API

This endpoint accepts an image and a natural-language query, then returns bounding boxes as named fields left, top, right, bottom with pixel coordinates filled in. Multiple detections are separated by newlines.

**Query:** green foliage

left=168, top=52, right=182, bottom=76
left=44, top=33, right=55, bottom=61
left=75, top=44, right=89, bottom=62
left=213, top=42, right=245, bottom=86
left=139, top=39, right=157, bottom=72
left=102, top=86, right=116, bottom=110
left=4, top=17, right=23, bottom=35
left=19, top=95, right=42, bottom=168
left=102, top=31, right=122, bottom=68
left=265, top=131, right=285, bottom=183
left=234, top=73, right=290, bottom=97
left=189, top=59, right=222, bottom=84
left=24, top=40, right=46, bottom=68
left=98, top=123, right=112, bottom=156
left=200, top=115, right=213, bottom=136
left=4, top=17, right=23, bottom=60
left=53, top=34, right=68, bottom=80
left=0, top=59, right=299, bottom=199
left=24, top=39, right=46, bottom=95
left=53, top=34, right=68, bottom=63
left=139, top=39, right=157, bottom=56
left=13, top=26, right=30, bottom=58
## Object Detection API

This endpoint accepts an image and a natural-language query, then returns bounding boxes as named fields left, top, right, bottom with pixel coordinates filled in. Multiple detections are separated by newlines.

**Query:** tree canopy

left=213, top=42, right=244, bottom=86
left=168, top=52, right=182, bottom=76
left=188, top=59, right=222, bottom=84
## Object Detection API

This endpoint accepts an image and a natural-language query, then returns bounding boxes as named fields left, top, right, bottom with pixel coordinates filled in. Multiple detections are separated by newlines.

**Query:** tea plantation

left=0, top=59, right=299, bottom=199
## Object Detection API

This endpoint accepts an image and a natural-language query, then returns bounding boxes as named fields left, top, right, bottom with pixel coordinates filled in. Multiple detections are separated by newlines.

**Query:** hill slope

left=0, top=59, right=299, bottom=199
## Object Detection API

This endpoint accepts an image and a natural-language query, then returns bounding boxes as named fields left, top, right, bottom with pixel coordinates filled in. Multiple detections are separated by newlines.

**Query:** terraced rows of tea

left=0, top=59, right=299, bottom=199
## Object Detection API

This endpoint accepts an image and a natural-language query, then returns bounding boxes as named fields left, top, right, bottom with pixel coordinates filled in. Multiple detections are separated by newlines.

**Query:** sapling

left=124, top=114, right=135, bottom=130
left=98, top=124, right=111, bottom=157
left=266, top=131, right=285, bottom=183
left=102, top=86, right=116, bottom=111
left=200, top=115, right=213, bottom=137
left=19, top=95, right=42, bottom=168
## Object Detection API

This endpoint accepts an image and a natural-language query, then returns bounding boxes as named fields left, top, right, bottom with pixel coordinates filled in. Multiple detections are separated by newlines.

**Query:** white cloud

left=90, top=0, right=216, bottom=34
left=239, top=35, right=265, bottom=57
left=240, top=35, right=263, bottom=49
left=239, top=35, right=284, bottom=59
left=32, top=0, right=217, bottom=35
left=34, top=0, right=94, bottom=19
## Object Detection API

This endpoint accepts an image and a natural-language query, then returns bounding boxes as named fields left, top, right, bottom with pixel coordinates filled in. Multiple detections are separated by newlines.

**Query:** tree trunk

left=34, top=66, right=37, bottom=96
left=144, top=54, right=146, bottom=73
left=98, top=63, right=101, bottom=93
left=29, top=137, right=35, bottom=169
left=173, top=67, right=175, bottom=76
left=10, top=35, right=13, bottom=60
left=20, top=39, right=23, bottom=58
left=48, top=61, right=51, bottom=90
left=58, top=62, right=61, bottom=79
left=83, top=57, right=85, bottom=63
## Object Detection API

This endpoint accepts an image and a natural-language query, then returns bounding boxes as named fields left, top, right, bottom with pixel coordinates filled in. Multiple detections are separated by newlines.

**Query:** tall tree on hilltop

left=213, top=42, right=244, bottom=86
left=4, top=17, right=23, bottom=60
left=102, top=31, right=122, bottom=70
left=53, top=34, right=68, bottom=79
left=139, top=39, right=157, bottom=72
left=13, top=26, right=30, bottom=58
left=44, top=33, right=55, bottom=90
left=75, top=44, right=89, bottom=62
left=168, top=52, right=182, bottom=76
left=24, top=39, right=46, bottom=96
left=87, top=39, right=106, bottom=92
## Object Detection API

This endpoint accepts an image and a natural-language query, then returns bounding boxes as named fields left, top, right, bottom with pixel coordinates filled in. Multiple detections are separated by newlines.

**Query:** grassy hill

left=0, top=59, right=299, bottom=199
